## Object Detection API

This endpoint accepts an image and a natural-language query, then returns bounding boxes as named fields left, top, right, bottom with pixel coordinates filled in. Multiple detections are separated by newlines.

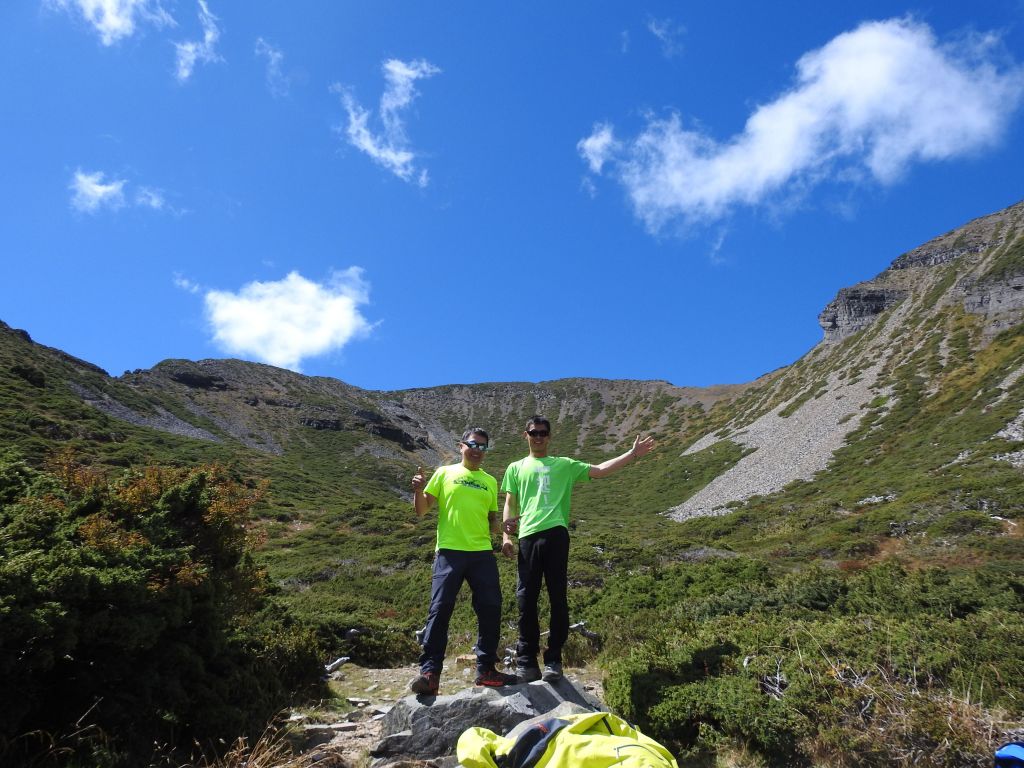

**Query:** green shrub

left=0, top=451, right=324, bottom=766
left=602, top=606, right=1024, bottom=767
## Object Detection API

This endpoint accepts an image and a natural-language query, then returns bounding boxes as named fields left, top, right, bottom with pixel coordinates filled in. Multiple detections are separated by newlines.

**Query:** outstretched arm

left=588, top=435, right=655, bottom=479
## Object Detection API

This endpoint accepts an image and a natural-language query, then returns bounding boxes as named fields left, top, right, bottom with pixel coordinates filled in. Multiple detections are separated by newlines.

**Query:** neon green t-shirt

left=424, top=463, right=498, bottom=551
left=500, top=456, right=591, bottom=538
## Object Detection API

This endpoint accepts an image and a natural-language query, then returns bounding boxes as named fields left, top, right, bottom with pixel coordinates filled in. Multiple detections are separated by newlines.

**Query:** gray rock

left=299, top=723, right=348, bottom=749
left=818, top=287, right=907, bottom=343
left=370, top=679, right=599, bottom=765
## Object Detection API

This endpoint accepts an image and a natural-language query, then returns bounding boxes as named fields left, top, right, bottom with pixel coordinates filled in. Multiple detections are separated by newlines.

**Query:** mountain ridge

left=4, top=200, right=1024, bottom=766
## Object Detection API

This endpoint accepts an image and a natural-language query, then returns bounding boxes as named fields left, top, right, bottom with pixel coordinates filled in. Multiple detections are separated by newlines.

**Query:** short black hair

left=525, top=415, right=550, bottom=432
left=462, top=427, right=489, bottom=442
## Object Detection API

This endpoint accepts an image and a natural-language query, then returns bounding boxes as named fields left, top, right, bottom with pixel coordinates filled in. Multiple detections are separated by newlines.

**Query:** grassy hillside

left=2, top=203, right=1024, bottom=765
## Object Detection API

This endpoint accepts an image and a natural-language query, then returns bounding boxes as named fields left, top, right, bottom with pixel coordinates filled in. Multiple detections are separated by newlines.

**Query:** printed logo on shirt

left=536, top=464, right=551, bottom=502
left=455, top=477, right=490, bottom=492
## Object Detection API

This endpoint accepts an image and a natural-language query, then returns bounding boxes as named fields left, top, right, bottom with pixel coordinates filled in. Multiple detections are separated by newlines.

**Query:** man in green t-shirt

left=408, top=427, right=517, bottom=696
left=501, top=415, right=655, bottom=683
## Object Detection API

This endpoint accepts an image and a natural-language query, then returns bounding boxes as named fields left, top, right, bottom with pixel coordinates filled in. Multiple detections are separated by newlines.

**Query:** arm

left=588, top=435, right=655, bottom=479
left=412, top=466, right=436, bottom=517
left=501, top=492, right=518, bottom=558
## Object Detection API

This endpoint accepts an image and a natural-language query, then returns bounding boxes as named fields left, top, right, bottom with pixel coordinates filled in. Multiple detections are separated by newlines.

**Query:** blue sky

left=2, top=2, right=1023, bottom=391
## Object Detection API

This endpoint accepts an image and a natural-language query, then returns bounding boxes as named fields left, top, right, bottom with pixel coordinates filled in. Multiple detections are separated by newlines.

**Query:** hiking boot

left=542, top=662, right=563, bottom=682
left=409, top=671, right=439, bottom=696
left=475, top=668, right=518, bottom=687
left=516, top=665, right=542, bottom=683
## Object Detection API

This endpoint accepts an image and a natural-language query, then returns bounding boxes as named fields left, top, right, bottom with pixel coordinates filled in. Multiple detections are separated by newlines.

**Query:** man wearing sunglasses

left=408, top=427, right=517, bottom=696
left=501, top=415, right=655, bottom=683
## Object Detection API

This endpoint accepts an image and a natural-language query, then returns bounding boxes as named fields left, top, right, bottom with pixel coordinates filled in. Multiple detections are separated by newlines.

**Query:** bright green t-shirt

left=500, top=456, right=591, bottom=538
left=424, top=463, right=498, bottom=551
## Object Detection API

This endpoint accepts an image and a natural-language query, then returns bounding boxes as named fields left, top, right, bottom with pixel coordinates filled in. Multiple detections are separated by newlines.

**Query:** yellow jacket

left=457, top=711, right=678, bottom=768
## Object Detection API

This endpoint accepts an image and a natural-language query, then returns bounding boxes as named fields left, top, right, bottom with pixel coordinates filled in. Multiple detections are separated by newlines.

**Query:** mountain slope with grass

left=2, top=200, right=1024, bottom=766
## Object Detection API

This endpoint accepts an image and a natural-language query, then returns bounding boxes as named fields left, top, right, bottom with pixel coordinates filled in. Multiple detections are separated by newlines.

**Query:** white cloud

left=69, top=169, right=126, bottom=213
left=578, top=123, right=618, bottom=174
left=204, top=269, right=373, bottom=370
left=255, top=37, right=289, bottom=97
left=175, top=0, right=221, bottom=82
left=334, top=58, right=441, bottom=186
left=51, top=0, right=174, bottom=46
left=582, top=18, right=1024, bottom=230
left=647, top=16, right=685, bottom=58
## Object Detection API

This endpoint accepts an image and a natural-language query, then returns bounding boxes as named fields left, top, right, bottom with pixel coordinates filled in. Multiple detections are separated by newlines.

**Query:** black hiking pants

left=515, top=525, right=570, bottom=668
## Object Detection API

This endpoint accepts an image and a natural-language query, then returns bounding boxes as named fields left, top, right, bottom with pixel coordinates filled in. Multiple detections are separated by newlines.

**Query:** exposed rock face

left=817, top=201, right=1024, bottom=344
left=68, top=382, right=222, bottom=443
left=890, top=199, right=1023, bottom=270
left=958, top=272, right=1024, bottom=335
left=818, top=287, right=907, bottom=343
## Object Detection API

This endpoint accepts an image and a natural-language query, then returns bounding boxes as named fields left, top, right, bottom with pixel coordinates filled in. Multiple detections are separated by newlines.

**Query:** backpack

left=457, top=711, right=678, bottom=768
left=995, top=742, right=1024, bottom=767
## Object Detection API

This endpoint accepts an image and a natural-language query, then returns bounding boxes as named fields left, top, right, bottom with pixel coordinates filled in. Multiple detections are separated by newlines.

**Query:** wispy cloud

left=647, top=16, right=685, bottom=58
left=69, top=170, right=126, bottom=213
left=333, top=58, right=441, bottom=187
left=135, top=186, right=166, bottom=209
left=255, top=37, right=289, bottom=97
left=204, top=269, right=373, bottom=370
left=69, top=170, right=178, bottom=215
left=175, top=0, right=221, bottom=82
left=581, top=18, right=1024, bottom=230
left=708, top=228, right=728, bottom=265
left=173, top=272, right=201, bottom=294
left=51, top=0, right=174, bottom=46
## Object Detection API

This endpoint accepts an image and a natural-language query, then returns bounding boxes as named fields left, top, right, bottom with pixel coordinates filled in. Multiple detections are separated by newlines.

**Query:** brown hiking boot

left=409, top=671, right=439, bottom=695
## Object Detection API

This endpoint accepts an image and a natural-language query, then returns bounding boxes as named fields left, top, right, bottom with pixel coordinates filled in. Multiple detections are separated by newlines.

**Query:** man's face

left=524, top=423, right=550, bottom=455
left=460, top=433, right=489, bottom=468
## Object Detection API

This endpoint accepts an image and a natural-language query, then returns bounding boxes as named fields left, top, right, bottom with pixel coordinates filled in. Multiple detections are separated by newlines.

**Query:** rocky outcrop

left=958, top=272, right=1024, bottom=334
left=818, top=200, right=1024, bottom=345
left=818, top=286, right=907, bottom=343
left=891, top=200, right=1023, bottom=270
left=168, top=370, right=229, bottom=390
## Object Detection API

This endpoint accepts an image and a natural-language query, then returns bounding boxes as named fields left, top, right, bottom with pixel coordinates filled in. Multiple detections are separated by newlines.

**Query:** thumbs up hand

left=412, top=466, right=428, bottom=492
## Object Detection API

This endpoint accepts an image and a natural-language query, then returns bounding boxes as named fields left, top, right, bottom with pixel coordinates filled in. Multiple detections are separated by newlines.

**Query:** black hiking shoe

left=516, top=665, right=542, bottom=683
left=475, top=668, right=518, bottom=687
left=542, top=662, right=563, bottom=682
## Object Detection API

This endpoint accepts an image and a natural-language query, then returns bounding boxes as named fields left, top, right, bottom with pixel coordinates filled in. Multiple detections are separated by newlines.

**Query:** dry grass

left=799, top=653, right=1020, bottom=768
left=196, top=724, right=350, bottom=768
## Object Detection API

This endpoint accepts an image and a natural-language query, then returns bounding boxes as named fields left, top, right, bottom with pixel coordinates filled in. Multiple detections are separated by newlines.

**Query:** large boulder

left=370, top=679, right=600, bottom=765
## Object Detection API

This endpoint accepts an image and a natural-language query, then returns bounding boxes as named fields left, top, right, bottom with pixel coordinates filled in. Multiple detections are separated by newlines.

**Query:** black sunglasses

left=526, top=429, right=550, bottom=437
left=462, top=439, right=490, bottom=451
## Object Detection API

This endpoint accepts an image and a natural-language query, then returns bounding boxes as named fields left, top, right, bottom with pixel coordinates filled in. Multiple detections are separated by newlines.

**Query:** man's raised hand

left=632, top=435, right=655, bottom=458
